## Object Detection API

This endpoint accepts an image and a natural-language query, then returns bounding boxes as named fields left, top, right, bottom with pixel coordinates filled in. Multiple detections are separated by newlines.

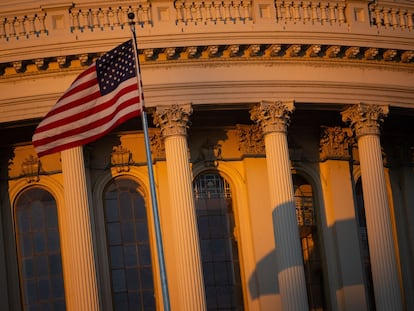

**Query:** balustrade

left=275, top=0, right=346, bottom=25
left=0, top=13, right=47, bottom=40
left=174, top=1, right=252, bottom=24
left=370, top=2, right=414, bottom=31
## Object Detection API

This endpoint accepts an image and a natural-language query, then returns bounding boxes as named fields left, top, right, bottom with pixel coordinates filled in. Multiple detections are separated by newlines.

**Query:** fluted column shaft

left=251, top=100, right=309, bottom=311
left=60, top=147, right=99, bottom=311
left=342, top=104, right=403, bottom=311
left=154, top=104, right=206, bottom=311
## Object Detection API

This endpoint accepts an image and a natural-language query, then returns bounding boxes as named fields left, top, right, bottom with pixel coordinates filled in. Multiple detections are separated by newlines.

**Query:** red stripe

left=35, top=110, right=140, bottom=157
left=33, top=97, right=140, bottom=147
left=35, top=83, right=138, bottom=134
left=44, top=77, right=100, bottom=119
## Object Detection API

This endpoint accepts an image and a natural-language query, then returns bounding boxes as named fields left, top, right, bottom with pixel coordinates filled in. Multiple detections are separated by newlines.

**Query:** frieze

left=236, top=124, right=265, bottom=156
left=319, top=126, right=354, bottom=161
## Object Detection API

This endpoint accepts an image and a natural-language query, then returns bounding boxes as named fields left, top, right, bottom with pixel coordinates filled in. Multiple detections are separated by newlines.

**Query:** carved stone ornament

left=111, top=145, right=132, bottom=172
left=236, top=124, right=265, bottom=156
left=149, top=128, right=166, bottom=160
left=250, top=100, right=295, bottom=134
left=319, top=126, right=353, bottom=161
left=199, top=139, right=222, bottom=167
left=153, top=104, right=193, bottom=138
left=341, top=104, right=389, bottom=138
left=21, top=154, right=41, bottom=183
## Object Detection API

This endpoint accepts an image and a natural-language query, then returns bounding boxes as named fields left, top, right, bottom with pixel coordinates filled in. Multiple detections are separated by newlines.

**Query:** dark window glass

left=293, top=174, right=327, bottom=311
left=104, top=178, right=155, bottom=311
left=194, top=173, right=244, bottom=310
left=15, top=187, right=66, bottom=311
left=355, top=178, right=376, bottom=310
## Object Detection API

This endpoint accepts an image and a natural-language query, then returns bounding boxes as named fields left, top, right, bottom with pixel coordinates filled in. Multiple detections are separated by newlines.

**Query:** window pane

left=15, top=187, right=66, bottom=310
left=104, top=178, right=155, bottom=310
left=194, top=173, right=244, bottom=310
left=293, top=174, right=326, bottom=311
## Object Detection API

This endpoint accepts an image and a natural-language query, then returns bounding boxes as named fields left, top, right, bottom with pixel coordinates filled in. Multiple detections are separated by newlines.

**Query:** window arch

left=293, top=174, right=326, bottom=310
left=103, top=177, right=155, bottom=310
left=193, top=172, right=244, bottom=310
left=355, top=178, right=376, bottom=310
left=14, top=187, right=66, bottom=310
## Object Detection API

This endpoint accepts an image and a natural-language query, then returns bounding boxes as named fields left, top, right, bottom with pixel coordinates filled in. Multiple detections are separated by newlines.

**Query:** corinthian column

left=60, top=147, right=99, bottom=311
left=153, top=104, right=206, bottom=311
left=342, top=104, right=403, bottom=311
left=250, top=100, right=309, bottom=311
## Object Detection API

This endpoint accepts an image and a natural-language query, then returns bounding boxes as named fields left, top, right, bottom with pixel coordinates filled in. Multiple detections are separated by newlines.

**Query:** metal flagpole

left=128, top=12, right=171, bottom=311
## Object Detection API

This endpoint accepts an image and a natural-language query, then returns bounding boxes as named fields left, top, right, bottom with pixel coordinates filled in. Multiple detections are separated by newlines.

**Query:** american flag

left=32, top=40, right=142, bottom=157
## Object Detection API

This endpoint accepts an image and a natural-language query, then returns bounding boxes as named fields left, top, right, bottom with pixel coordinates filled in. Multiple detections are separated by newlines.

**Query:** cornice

left=1, top=43, right=413, bottom=77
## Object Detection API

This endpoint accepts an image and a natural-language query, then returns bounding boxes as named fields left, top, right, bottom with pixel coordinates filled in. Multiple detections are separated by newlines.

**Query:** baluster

left=144, top=4, right=152, bottom=25
left=175, top=1, right=184, bottom=23
left=284, top=1, right=292, bottom=22
left=194, top=2, right=203, bottom=23
left=337, top=3, right=345, bottom=24
left=204, top=2, right=213, bottom=22
left=407, top=11, right=413, bottom=30
left=293, top=1, right=300, bottom=23
left=374, top=7, right=382, bottom=27
left=120, top=7, right=129, bottom=27
left=105, top=8, right=113, bottom=28
left=302, top=2, right=311, bottom=23
left=242, top=0, right=251, bottom=20
left=70, top=10, right=79, bottom=31
left=390, top=8, right=398, bottom=29
left=214, top=1, right=222, bottom=22
left=37, top=13, right=47, bottom=33
left=0, top=18, right=6, bottom=38
left=383, top=7, right=390, bottom=28
left=135, top=6, right=142, bottom=24
left=113, top=7, right=121, bottom=26
left=27, top=15, right=36, bottom=34
left=320, top=2, right=328, bottom=24
left=399, top=9, right=406, bottom=29
left=183, top=2, right=192, bottom=23
left=14, top=18, right=22, bottom=37
left=8, top=18, right=16, bottom=37
left=224, top=0, right=232, bottom=21
left=275, top=0, right=282, bottom=22
left=80, top=10, right=89, bottom=30
left=311, top=2, right=319, bottom=24
left=98, top=9, right=105, bottom=29
left=233, top=0, right=241, bottom=21
left=92, top=9, right=100, bottom=29
left=328, top=2, right=336, bottom=25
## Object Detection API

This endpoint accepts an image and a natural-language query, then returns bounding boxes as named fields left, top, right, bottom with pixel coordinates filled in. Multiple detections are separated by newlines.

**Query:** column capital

left=153, top=104, right=193, bottom=138
left=341, top=103, right=389, bottom=138
left=250, top=100, right=295, bottom=134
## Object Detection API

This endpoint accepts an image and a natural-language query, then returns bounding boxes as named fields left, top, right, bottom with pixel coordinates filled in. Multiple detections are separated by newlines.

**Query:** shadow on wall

left=248, top=201, right=367, bottom=309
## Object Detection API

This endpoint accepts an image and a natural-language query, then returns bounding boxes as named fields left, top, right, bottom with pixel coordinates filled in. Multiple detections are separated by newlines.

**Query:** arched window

left=14, top=187, right=66, bottom=310
left=103, top=178, right=155, bottom=310
left=355, top=178, right=376, bottom=310
left=293, top=174, right=326, bottom=310
left=194, top=172, right=244, bottom=310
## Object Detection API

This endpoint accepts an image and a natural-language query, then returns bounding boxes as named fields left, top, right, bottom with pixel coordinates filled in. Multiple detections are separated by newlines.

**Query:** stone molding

left=250, top=100, right=295, bottom=134
left=153, top=103, right=192, bottom=138
left=236, top=124, right=265, bottom=156
left=319, top=126, right=353, bottom=161
left=341, top=103, right=389, bottom=138
left=1, top=43, right=413, bottom=76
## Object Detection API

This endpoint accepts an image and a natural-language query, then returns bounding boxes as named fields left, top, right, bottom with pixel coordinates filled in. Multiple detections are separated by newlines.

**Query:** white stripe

left=35, top=78, right=137, bottom=132
left=33, top=85, right=139, bottom=142
left=35, top=102, right=139, bottom=154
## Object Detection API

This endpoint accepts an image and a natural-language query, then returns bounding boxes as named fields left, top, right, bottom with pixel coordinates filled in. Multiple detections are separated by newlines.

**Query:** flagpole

left=128, top=13, right=171, bottom=311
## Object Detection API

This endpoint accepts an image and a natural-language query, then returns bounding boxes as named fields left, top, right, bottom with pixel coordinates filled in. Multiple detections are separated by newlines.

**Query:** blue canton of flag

left=96, top=40, right=137, bottom=95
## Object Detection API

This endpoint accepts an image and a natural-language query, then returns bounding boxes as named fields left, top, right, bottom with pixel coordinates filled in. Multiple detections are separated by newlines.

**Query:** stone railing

left=274, top=0, right=346, bottom=26
left=0, top=0, right=413, bottom=62
left=370, top=0, right=414, bottom=31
